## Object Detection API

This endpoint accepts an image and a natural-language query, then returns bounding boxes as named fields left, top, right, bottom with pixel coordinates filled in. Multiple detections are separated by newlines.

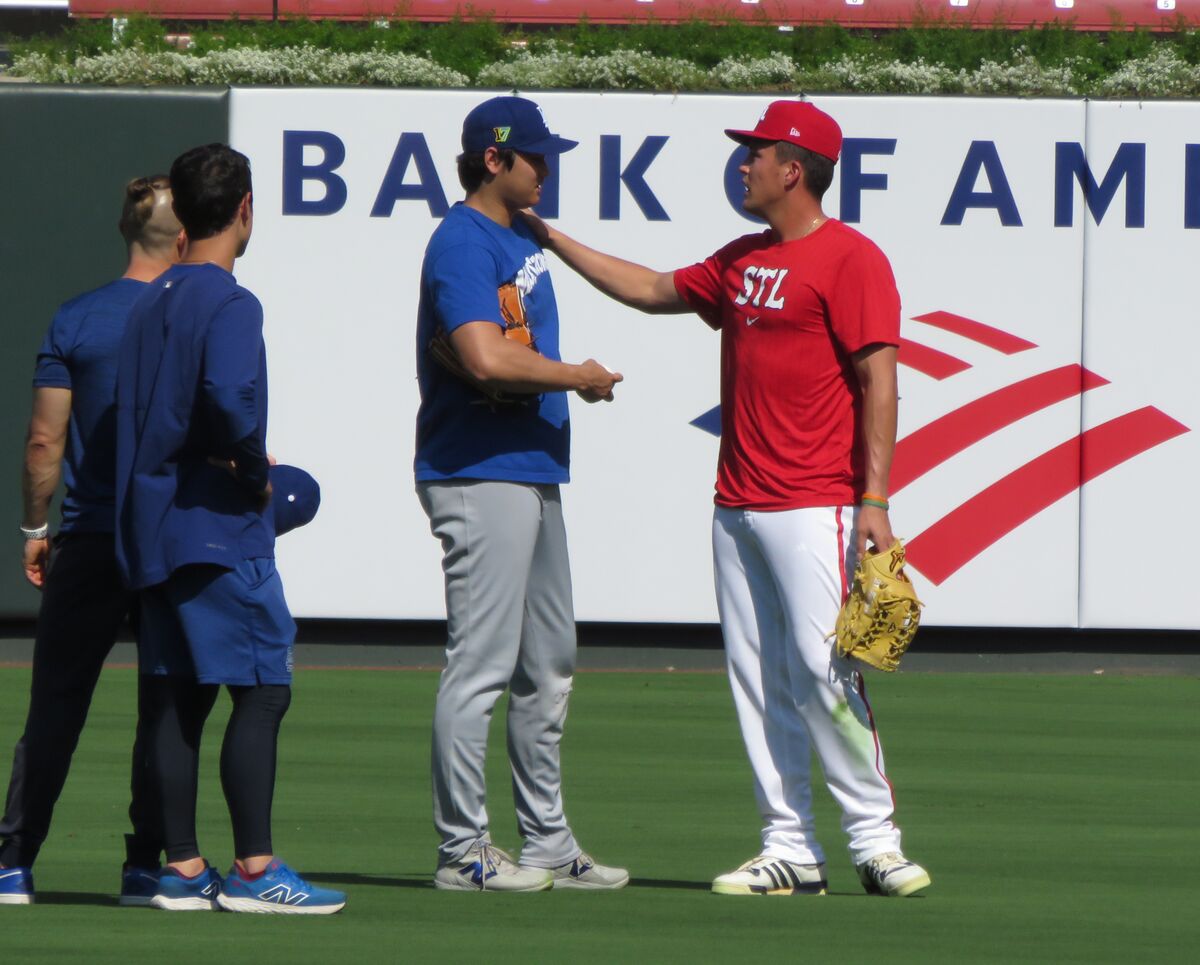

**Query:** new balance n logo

left=259, top=883, right=310, bottom=905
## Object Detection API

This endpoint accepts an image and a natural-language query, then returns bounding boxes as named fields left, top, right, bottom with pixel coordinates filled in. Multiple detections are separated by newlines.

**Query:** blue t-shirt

left=414, top=204, right=570, bottom=484
left=34, top=278, right=148, bottom=534
left=115, top=263, right=273, bottom=590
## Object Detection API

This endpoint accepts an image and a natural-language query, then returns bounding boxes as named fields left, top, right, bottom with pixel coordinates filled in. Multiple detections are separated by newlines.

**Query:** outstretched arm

left=522, top=212, right=688, bottom=314
left=852, top=344, right=899, bottom=557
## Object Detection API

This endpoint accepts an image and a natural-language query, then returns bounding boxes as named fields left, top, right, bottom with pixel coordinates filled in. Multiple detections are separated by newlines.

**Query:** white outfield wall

left=227, top=90, right=1197, bottom=629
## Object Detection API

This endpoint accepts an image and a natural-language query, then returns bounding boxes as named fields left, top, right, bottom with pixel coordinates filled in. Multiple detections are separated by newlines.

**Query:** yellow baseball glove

left=832, top=541, right=923, bottom=673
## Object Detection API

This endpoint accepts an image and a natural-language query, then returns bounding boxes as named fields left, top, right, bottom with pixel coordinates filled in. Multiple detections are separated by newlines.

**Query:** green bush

left=7, top=15, right=1200, bottom=97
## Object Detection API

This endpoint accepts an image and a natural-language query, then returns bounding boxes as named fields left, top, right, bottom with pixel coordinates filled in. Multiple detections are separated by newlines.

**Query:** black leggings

left=146, top=678, right=291, bottom=863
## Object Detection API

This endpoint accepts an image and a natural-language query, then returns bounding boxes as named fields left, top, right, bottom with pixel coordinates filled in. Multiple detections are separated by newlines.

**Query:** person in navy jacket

left=114, top=143, right=344, bottom=915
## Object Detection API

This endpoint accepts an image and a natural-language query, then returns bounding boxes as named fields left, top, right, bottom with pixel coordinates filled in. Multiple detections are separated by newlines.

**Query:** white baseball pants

left=713, top=504, right=902, bottom=866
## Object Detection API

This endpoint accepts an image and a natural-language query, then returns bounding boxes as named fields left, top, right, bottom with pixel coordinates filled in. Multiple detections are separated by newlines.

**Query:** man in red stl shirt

left=526, top=100, right=931, bottom=899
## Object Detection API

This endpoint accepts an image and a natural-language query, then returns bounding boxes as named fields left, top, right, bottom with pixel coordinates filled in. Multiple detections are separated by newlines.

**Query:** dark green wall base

left=0, top=85, right=229, bottom=617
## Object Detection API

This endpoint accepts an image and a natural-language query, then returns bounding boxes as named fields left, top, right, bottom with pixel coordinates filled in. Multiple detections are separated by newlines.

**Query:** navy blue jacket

left=115, top=263, right=273, bottom=590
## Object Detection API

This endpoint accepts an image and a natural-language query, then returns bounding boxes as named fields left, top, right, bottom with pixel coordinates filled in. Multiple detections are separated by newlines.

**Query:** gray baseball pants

left=417, top=480, right=581, bottom=869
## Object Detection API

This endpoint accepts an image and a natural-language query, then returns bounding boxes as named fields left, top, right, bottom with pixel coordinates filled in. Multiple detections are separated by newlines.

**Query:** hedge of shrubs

left=7, top=16, right=1200, bottom=96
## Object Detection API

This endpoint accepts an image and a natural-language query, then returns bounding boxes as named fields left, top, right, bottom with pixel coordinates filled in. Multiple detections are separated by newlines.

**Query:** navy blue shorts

left=140, top=559, right=295, bottom=686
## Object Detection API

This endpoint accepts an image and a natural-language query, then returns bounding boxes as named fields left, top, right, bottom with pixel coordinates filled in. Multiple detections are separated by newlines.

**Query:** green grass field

left=0, top=664, right=1195, bottom=963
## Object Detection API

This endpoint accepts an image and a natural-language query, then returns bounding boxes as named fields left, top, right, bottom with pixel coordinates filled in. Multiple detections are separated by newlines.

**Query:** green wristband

left=861, top=497, right=889, bottom=511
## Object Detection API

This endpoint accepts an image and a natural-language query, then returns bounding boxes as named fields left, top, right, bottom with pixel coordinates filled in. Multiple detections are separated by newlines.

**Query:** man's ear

left=483, top=146, right=504, bottom=175
left=240, top=192, right=254, bottom=223
left=175, top=229, right=187, bottom=260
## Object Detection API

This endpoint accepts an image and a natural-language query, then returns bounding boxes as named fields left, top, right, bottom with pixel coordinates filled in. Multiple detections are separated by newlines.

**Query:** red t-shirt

left=674, top=220, right=900, bottom=510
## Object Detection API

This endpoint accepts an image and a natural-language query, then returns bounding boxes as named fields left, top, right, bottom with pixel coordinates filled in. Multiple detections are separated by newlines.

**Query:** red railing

left=68, top=0, right=1199, bottom=30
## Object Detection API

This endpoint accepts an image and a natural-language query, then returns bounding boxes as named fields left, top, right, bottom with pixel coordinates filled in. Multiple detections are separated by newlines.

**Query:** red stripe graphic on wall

left=891, top=365, right=1109, bottom=493
left=904, top=407, right=1189, bottom=585
left=897, top=338, right=971, bottom=380
left=692, top=310, right=1189, bottom=583
left=910, top=311, right=1038, bottom=354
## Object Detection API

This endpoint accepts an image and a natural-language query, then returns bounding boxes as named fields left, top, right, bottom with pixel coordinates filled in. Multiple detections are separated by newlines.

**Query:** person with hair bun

left=0, top=175, right=184, bottom=907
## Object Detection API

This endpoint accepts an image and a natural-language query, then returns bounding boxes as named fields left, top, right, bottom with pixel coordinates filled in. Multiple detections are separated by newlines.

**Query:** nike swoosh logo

left=746, top=316, right=759, bottom=326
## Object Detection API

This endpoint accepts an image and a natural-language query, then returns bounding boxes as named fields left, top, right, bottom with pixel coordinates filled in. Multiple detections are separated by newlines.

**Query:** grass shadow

left=301, top=871, right=432, bottom=889
left=36, top=891, right=122, bottom=907
left=628, top=877, right=711, bottom=891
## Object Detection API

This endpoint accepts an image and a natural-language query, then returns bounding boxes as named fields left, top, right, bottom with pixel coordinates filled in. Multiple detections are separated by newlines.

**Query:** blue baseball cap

left=461, top=96, right=578, bottom=156
left=271, top=464, right=320, bottom=537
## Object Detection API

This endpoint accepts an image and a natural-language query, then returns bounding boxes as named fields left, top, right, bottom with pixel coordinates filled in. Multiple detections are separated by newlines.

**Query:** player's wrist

left=861, top=492, right=889, bottom=511
left=570, top=363, right=592, bottom=393
left=19, top=522, right=49, bottom=540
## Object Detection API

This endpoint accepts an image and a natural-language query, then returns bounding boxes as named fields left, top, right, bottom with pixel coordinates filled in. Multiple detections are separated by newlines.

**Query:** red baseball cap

left=725, top=101, right=843, bottom=162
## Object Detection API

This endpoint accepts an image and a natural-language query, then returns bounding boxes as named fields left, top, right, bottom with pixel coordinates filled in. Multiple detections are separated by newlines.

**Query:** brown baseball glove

left=832, top=541, right=923, bottom=673
left=428, top=281, right=539, bottom=406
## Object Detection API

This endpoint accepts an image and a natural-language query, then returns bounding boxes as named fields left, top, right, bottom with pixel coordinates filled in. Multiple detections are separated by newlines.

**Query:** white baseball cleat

left=712, top=855, right=827, bottom=895
left=434, top=842, right=553, bottom=892
left=856, top=851, right=931, bottom=897
left=538, top=852, right=629, bottom=891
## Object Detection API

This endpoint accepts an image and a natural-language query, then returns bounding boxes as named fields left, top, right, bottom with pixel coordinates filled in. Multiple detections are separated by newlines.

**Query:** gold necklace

left=801, top=215, right=826, bottom=237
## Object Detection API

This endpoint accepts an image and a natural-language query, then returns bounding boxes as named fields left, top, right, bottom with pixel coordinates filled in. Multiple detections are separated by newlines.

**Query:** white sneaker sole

left=0, top=894, right=33, bottom=905
left=150, top=894, right=219, bottom=911
left=217, top=893, right=345, bottom=914
left=712, top=880, right=827, bottom=896
left=433, top=873, right=553, bottom=893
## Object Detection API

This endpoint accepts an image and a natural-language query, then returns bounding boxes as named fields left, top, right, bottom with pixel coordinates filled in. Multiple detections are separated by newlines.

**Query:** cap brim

left=725, top=128, right=773, bottom=146
left=512, top=134, right=579, bottom=155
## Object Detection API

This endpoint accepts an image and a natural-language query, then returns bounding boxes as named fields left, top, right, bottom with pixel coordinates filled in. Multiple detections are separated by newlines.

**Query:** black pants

left=0, top=532, right=160, bottom=869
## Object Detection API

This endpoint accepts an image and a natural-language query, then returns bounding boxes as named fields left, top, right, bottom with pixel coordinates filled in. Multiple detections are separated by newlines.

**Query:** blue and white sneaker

left=217, top=859, right=345, bottom=915
left=119, top=864, right=160, bottom=907
left=0, top=866, right=33, bottom=905
left=434, top=842, right=552, bottom=892
left=150, top=863, right=223, bottom=911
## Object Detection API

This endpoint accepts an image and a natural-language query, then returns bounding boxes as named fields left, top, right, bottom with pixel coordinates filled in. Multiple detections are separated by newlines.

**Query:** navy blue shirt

left=35, top=278, right=148, bottom=534
left=414, top=204, right=570, bottom=484
left=115, top=263, right=273, bottom=590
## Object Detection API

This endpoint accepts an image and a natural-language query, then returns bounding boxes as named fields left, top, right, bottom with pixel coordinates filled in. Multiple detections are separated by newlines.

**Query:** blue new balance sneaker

left=0, top=866, right=33, bottom=905
left=217, top=859, right=345, bottom=915
left=149, top=863, right=223, bottom=911
left=119, top=864, right=160, bottom=907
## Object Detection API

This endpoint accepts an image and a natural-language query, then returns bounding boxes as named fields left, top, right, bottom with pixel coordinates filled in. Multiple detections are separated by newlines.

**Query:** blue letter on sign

left=371, top=133, right=449, bottom=218
left=839, top=138, right=896, bottom=224
left=723, top=146, right=767, bottom=225
left=599, top=135, right=669, bottom=221
left=942, top=141, right=1022, bottom=227
left=282, top=131, right=348, bottom=216
left=1185, top=145, right=1200, bottom=229
left=533, top=152, right=561, bottom=220
left=1054, top=142, right=1145, bottom=228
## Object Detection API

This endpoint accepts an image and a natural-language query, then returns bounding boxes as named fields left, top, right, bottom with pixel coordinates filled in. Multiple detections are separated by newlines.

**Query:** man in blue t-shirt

left=0, top=176, right=182, bottom=907
left=114, top=144, right=343, bottom=915
left=415, top=95, right=628, bottom=893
